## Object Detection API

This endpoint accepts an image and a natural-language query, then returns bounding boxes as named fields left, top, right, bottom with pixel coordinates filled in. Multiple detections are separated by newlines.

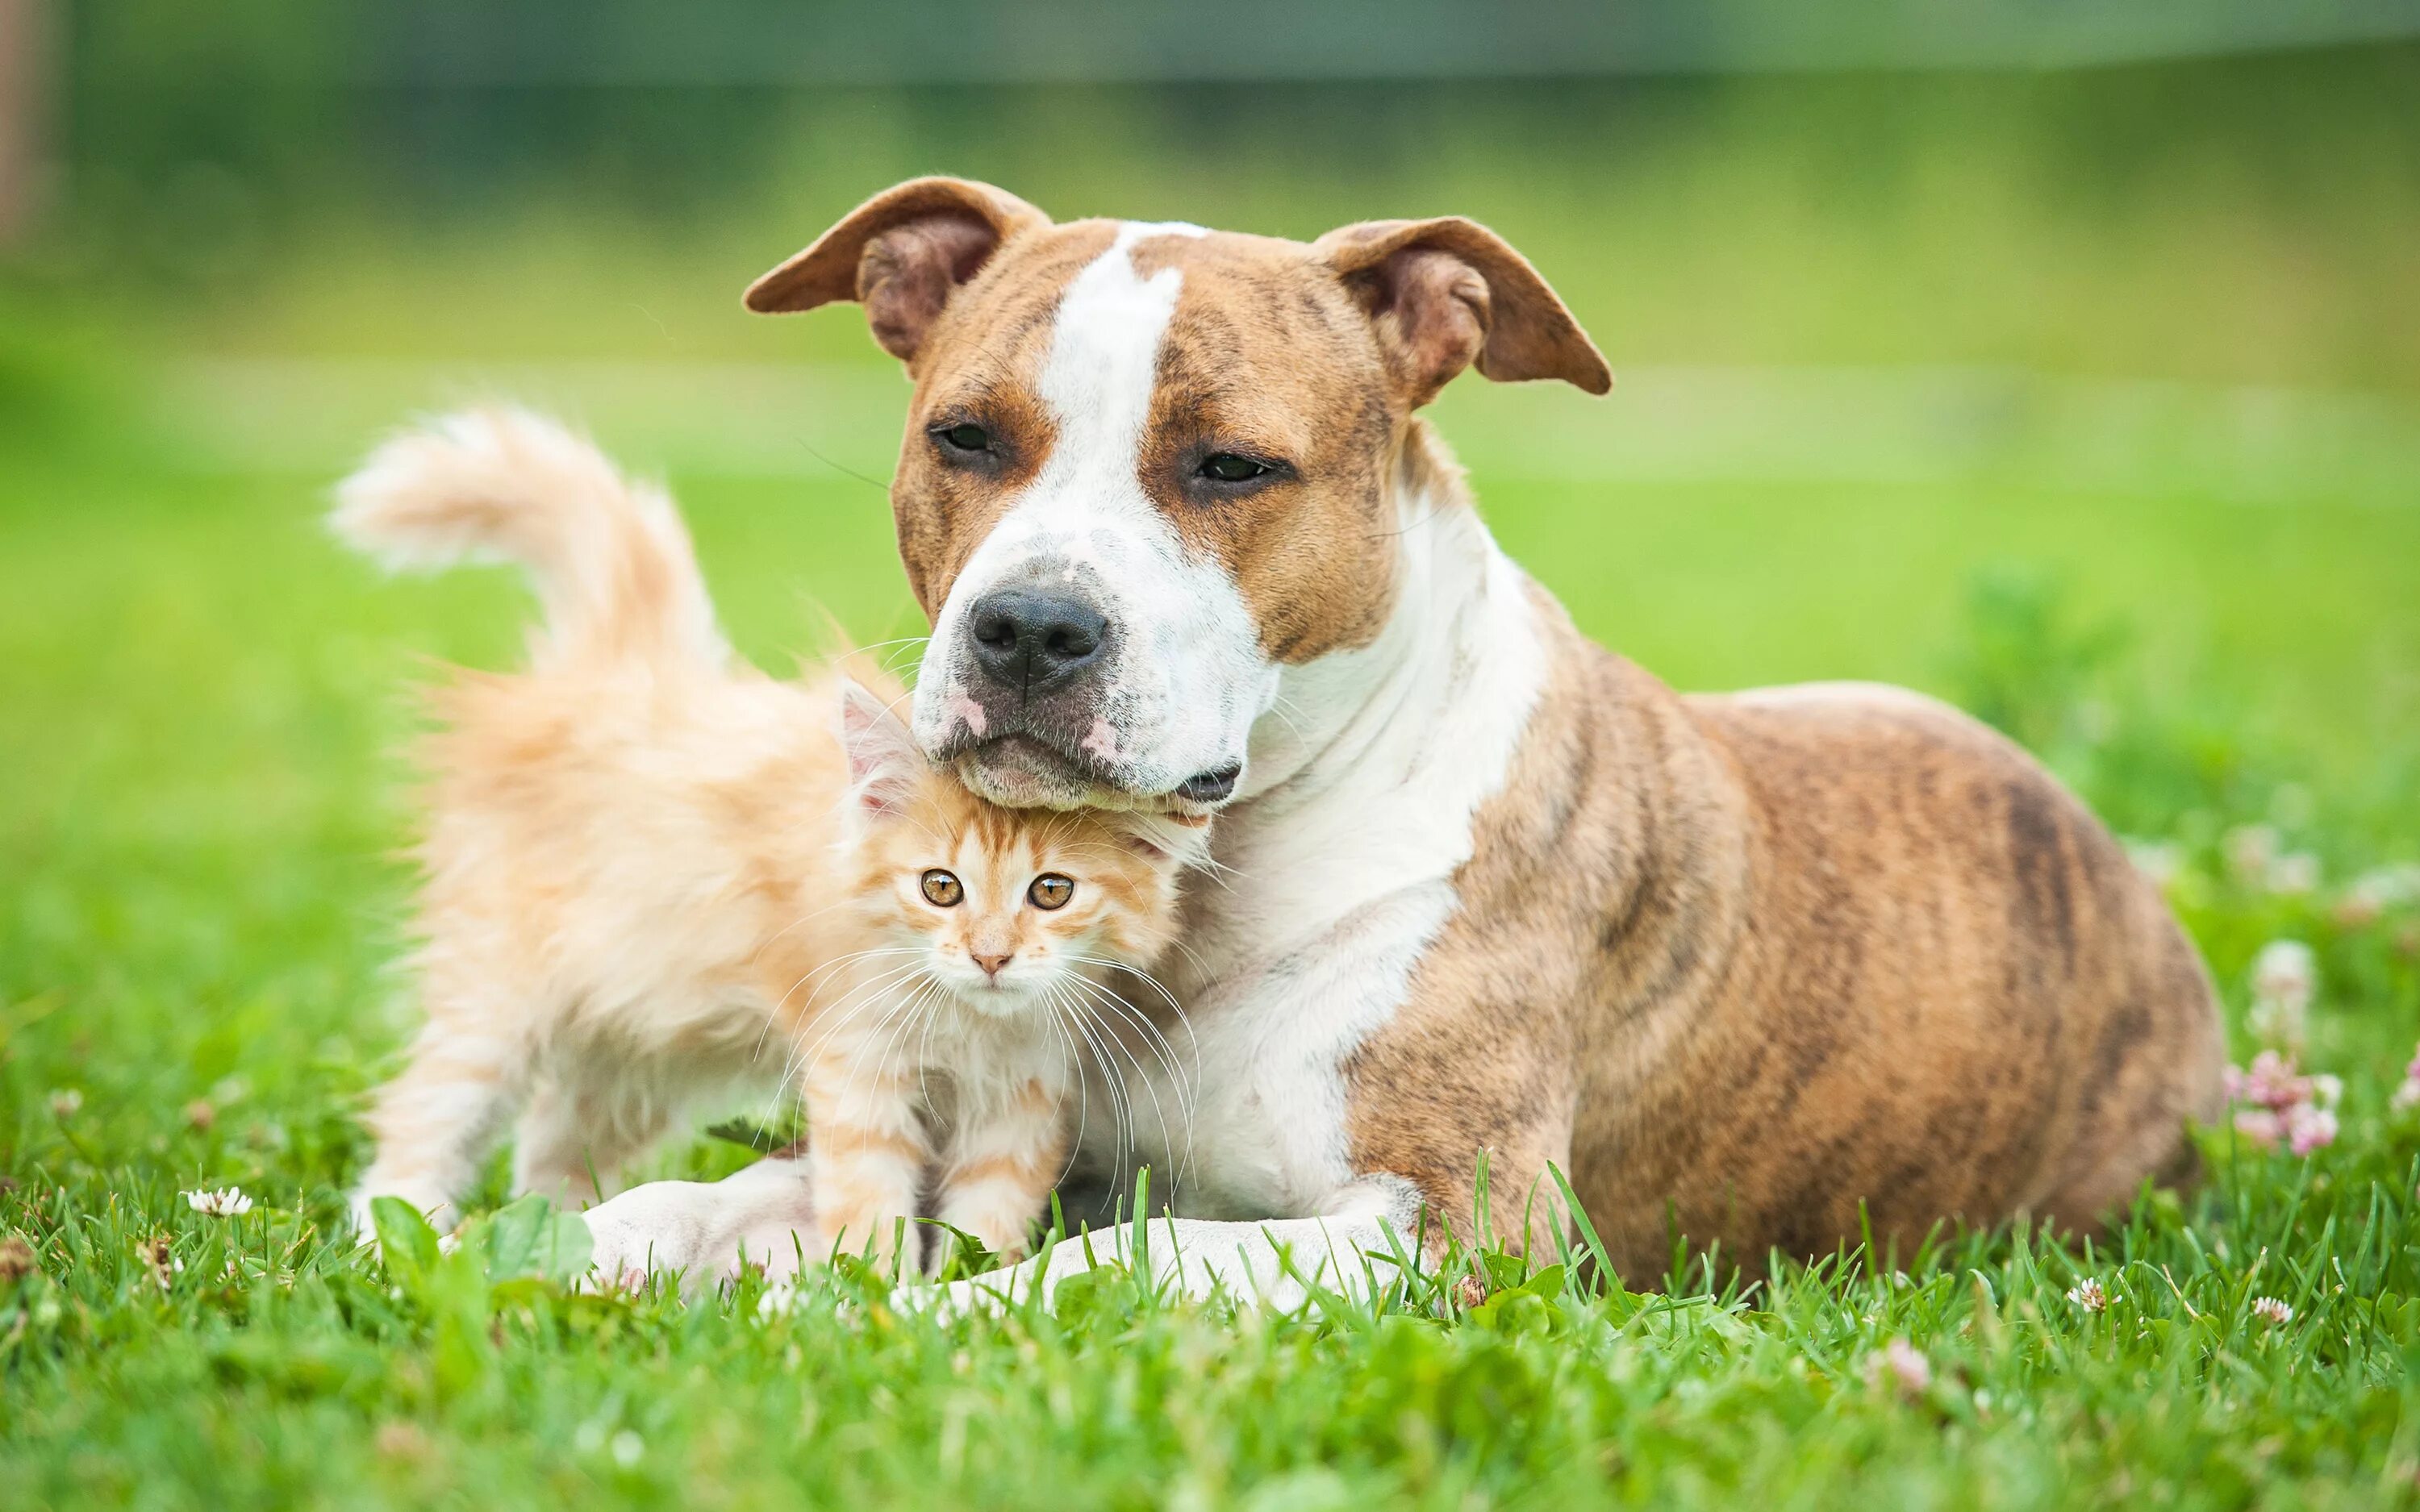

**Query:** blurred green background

left=2, top=2, right=2418, bottom=924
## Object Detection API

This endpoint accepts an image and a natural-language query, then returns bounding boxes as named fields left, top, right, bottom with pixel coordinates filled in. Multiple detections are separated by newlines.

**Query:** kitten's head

left=836, top=681, right=1201, bottom=1017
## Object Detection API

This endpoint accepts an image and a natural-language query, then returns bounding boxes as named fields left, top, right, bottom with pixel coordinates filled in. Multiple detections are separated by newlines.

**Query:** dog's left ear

left=1315, top=218, right=1611, bottom=407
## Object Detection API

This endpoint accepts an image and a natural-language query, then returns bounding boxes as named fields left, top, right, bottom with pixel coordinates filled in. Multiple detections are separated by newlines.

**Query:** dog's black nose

left=968, top=589, right=1109, bottom=696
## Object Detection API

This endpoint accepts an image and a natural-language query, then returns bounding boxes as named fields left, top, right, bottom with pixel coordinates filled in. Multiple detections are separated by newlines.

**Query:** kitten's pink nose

left=970, top=949, right=1012, bottom=979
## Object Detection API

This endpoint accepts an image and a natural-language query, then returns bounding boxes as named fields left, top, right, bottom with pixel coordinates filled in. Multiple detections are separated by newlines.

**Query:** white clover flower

left=183, top=1186, right=254, bottom=1218
left=2339, top=863, right=2420, bottom=927
left=2066, top=1277, right=2108, bottom=1314
left=2223, top=1049, right=2339, bottom=1156
left=2224, top=825, right=2280, bottom=886
left=2247, top=940, right=2316, bottom=1052
left=48, top=1089, right=82, bottom=1119
left=2249, top=1296, right=2293, bottom=1327
left=2285, top=1105, right=2338, bottom=1156
left=2392, top=1040, right=2420, bottom=1114
left=2268, top=852, right=2322, bottom=896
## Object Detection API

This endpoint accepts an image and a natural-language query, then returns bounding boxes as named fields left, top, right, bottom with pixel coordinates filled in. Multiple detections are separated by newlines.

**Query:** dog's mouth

left=946, top=733, right=1240, bottom=816
left=953, top=734, right=1106, bottom=810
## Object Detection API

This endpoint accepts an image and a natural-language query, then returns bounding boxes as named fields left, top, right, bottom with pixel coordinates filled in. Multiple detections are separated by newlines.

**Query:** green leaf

left=1480, top=1252, right=1527, bottom=1291
left=703, top=1114, right=803, bottom=1153
left=475, top=1194, right=591, bottom=1285
left=1517, top=1264, right=1567, bottom=1301
left=369, top=1196, right=440, bottom=1288
left=921, top=1218, right=1003, bottom=1282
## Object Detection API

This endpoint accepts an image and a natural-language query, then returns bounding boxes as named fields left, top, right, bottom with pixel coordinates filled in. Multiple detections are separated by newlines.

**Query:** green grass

left=5, top=40, right=2420, bottom=1502
left=3, top=349, right=2419, bottom=1506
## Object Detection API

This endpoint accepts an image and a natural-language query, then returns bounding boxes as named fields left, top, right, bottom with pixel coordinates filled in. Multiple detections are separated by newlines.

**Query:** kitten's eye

left=1027, top=874, right=1074, bottom=910
left=933, top=423, right=991, bottom=454
left=1197, top=452, right=1273, bottom=484
left=920, top=869, right=964, bottom=907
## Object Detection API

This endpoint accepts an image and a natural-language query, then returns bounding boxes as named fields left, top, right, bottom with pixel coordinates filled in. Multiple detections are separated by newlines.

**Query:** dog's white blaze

left=1087, top=482, right=1550, bottom=1217
left=914, top=221, right=1279, bottom=793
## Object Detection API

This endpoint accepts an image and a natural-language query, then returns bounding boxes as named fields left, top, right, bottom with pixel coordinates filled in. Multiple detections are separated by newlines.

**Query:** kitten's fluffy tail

left=332, top=407, right=727, bottom=671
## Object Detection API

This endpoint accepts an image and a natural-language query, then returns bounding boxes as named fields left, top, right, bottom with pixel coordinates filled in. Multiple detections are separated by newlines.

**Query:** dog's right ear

left=745, top=177, right=1049, bottom=364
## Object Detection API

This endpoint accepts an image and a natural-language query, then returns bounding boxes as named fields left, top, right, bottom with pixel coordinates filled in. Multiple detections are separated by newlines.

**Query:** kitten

left=335, top=409, right=1196, bottom=1269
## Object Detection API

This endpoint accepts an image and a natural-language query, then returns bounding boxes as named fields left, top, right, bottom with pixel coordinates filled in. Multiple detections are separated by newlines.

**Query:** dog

left=573, top=179, right=2225, bottom=1303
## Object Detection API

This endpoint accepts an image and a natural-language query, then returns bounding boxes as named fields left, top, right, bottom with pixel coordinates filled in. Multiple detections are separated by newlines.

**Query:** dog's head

left=749, top=178, right=1608, bottom=813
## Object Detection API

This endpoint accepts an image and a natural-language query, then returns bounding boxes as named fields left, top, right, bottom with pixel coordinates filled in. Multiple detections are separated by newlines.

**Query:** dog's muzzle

left=928, top=574, right=1125, bottom=806
left=922, top=556, right=1258, bottom=814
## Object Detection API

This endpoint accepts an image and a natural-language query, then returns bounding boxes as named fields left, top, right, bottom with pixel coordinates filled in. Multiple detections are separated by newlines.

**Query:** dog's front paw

left=577, top=1179, right=726, bottom=1293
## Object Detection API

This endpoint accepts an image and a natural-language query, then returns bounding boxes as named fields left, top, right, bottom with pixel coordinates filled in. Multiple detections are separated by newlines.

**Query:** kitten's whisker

left=776, top=951, right=931, bottom=1018
left=1083, top=995, right=1145, bottom=1182
left=1062, top=955, right=1204, bottom=1095
left=1164, top=935, right=1216, bottom=985
left=749, top=949, right=926, bottom=1066
left=1062, top=956, right=1194, bottom=1038
left=1040, top=989, right=1091, bottom=1192
left=1061, top=973, right=1190, bottom=1195
left=912, top=983, right=947, bottom=1114
left=784, top=964, right=932, bottom=1098
left=766, top=966, right=920, bottom=1129
left=778, top=961, right=930, bottom=1072
left=856, top=978, right=935, bottom=1120
left=773, top=962, right=927, bottom=1090
left=1056, top=989, right=1137, bottom=1181
left=753, top=901, right=887, bottom=964
left=1059, top=968, right=1198, bottom=1107
left=828, top=977, right=939, bottom=1162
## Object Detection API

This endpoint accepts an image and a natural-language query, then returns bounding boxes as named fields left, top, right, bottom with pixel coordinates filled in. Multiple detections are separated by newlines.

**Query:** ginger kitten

left=336, top=409, right=1196, bottom=1269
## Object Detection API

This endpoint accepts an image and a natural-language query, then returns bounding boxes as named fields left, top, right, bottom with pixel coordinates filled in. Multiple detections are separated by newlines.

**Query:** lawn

left=2, top=334, right=2418, bottom=1506
left=6, top=44, right=2420, bottom=1509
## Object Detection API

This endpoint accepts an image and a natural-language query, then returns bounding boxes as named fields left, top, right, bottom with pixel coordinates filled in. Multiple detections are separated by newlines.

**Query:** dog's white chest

left=1076, top=877, right=1461, bottom=1219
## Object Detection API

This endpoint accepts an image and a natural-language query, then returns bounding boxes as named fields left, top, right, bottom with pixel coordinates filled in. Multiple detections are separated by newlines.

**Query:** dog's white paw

left=577, top=1164, right=821, bottom=1297
left=577, top=1179, right=725, bottom=1292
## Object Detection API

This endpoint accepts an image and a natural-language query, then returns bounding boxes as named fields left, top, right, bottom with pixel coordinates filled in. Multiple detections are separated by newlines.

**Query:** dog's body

left=575, top=182, right=2224, bottom=1296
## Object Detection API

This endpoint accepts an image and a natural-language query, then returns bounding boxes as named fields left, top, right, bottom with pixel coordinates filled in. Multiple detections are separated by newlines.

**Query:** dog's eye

left=921, top=869, right=964, bottom=906
left=1198, top=453, right=1271, bottom=484
left=1027, top=874, right=1074, bottom=910
left=934, top=423, right=991, bottom=454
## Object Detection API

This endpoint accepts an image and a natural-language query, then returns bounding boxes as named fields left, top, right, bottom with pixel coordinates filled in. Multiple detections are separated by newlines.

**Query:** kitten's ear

left=836, top=680, right=923, bottom=819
